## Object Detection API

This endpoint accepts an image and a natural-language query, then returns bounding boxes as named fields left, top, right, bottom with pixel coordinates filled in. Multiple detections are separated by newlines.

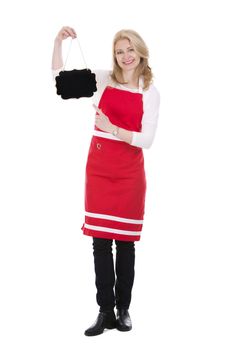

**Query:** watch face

left=113, top=128, right=118, bottom=136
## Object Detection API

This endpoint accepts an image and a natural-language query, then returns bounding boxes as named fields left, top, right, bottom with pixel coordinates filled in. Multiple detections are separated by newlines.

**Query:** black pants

left=93, top=237, right=135, bottom=312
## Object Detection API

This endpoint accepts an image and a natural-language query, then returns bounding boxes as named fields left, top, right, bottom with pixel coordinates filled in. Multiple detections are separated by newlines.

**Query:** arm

left=94, top=86, right=160, bottom=149
left=52, top=38, right=63, bottom=70
left=51, top=26, right=77, bottom=75
left=114, top=127, right=133, bottom=144
left=93, top=105, right=133, bottom=144
left=130, top=86, right=160, bottom=149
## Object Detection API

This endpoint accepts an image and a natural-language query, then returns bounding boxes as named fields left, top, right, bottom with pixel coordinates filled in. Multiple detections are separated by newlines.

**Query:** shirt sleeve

left=131, top=85, right=160, bottom=149
left=92, top=70, right=111, bottom=105
left=92, top=70, right=111, bottom=89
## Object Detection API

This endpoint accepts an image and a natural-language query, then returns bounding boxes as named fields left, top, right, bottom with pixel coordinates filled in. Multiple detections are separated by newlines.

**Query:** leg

left=115, top=240, right=135, bottom=331
left=115, top=240, right=135, bottom=310
left=84, top=238, right=116, bottom=336
left=93, top=237, right=115, bottom=312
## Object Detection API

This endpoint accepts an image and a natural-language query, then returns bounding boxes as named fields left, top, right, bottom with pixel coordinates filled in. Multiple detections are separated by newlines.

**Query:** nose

left=123, top=52, right=130, bottom=60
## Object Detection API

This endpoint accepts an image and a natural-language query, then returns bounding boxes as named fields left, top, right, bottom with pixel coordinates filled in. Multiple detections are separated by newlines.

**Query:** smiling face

left=114, top=38, right=141, bottom=73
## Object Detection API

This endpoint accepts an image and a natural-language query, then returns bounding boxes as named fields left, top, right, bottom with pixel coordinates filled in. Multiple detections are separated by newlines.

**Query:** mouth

left=123, top=59, right=135, bottom=65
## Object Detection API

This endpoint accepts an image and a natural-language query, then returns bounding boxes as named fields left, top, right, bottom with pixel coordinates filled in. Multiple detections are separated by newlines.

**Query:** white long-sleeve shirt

left=52, top=68, right=160, bottom=149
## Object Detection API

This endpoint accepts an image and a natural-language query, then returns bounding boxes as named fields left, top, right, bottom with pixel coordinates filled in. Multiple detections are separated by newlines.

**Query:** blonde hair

left=111, top=29, right=153, bottom=90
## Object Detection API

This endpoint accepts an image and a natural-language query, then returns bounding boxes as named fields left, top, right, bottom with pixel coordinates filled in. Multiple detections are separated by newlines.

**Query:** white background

left=0, top=0, right=233, bottom=349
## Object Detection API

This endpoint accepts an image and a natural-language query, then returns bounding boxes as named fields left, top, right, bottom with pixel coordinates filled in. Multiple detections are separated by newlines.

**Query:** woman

left=52, top=26, right=160, bottom=336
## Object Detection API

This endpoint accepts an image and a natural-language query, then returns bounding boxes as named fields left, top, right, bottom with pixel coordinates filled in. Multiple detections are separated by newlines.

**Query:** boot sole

left=84, top=321, right=116, bottom=336
left=84, top=329, right=104, bottom=336
left=116, top=324, right=132, bottom=332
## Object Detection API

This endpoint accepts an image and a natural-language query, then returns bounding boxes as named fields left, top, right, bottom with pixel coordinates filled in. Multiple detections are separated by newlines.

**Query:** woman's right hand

left=55, top=26, right=77, bottom=42
left=52, top=27, right=77, bottom=69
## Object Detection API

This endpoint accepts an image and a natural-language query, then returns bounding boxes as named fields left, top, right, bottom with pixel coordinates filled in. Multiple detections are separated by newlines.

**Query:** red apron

left=81, top=86, right=146, bottom=241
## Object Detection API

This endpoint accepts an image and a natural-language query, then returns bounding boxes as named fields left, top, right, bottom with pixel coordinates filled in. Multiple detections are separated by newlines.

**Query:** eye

left=115, top=50, right=123, bottom=55
left=128, top=48, right=134, bottom=52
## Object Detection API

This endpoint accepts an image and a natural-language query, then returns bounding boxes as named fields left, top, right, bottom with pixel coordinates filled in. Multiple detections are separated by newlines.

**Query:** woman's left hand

left=93, top=104, right=114, bottom=133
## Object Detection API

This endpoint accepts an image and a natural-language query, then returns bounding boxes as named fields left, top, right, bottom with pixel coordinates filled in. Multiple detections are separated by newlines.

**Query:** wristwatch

left=112, top=127, right=119, bottom=137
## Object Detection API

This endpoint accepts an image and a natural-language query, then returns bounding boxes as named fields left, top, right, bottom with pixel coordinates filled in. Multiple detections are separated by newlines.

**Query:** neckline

left=110, top=76, right=143, bottom=94
left=117, top=83, right=138, bottom=91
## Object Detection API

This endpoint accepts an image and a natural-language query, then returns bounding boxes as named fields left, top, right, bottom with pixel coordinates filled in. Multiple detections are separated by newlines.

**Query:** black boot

left=84, top=311, right=116, bottom=336
left=116, top=309, right=132, bottom=331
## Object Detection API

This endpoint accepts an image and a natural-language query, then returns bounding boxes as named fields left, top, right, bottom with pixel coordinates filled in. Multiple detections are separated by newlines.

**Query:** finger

left=71, top=28, right=77, bottom=38
left=92, top=103, right=99, bottom=111
left=63, top=26, right=76, bottom=38
left=95, top=117, right=101, bottom=124
left=68, top=27, right=77, bottom=38
left=92, top=104, right=102, bottom=115
left=63, top=30, right=71, bottom=38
